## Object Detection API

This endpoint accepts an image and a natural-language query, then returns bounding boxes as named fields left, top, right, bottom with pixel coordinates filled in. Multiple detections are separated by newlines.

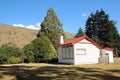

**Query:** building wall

left=74, top=39, right=100, bottom=65
left=58, top=46, right=74, bottom=64
left=105, top=50, right=114, bottom=63
left=99, top=49, right=114, bottom=63
left=99, top=49, right=109, bottom=64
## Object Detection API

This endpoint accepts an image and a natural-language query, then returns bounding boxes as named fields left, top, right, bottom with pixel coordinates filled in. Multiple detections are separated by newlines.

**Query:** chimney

left=59, top=35, right=64, bottom=44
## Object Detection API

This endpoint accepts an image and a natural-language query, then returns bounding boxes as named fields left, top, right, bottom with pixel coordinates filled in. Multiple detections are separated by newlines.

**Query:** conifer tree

left=75, top=27, right=85, bottom=38
left=37, top=8, right=65, bottom=47
left=85, top=9, right=120, bottom=56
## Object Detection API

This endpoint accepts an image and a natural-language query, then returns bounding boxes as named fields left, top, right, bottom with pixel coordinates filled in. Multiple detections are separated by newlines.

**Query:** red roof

left=60, top=35, right=102, bottom=49
left=103, top=47, right=114, bottom=51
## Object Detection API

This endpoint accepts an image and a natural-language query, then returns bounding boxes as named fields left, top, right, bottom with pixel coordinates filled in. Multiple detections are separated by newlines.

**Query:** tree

left=85, top=9, right=120, bottom=56
left=116, top=35, right=120, bottom=57
left=85, top=9, right=107, bottom=39
left=23, top=43, right=34, bottom=62
left=75, top=27, right=85, bottom=38
left=37, top=8, right=65, bottom=47
left=32, top=36, right=57, bottom=62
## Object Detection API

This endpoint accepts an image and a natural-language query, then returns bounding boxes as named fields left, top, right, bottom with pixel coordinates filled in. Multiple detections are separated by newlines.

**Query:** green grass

left=0, top=58, right=120, bottom=80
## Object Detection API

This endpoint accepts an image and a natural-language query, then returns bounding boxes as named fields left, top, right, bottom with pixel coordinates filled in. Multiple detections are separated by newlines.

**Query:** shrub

left=32, top=36, right=57, bottom=62
left=23, top=43, right=34, bottom=62
left=0, top=54, right=7, bottom=64
left=7, top=57, right=21, bottom=64
left=49, top=58, right=58, bottom=63
left=0, top=43, right=23, bottom=64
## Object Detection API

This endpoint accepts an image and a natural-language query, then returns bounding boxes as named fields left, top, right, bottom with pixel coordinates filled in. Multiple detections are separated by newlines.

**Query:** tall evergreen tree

left=85, top=9, right=120, bottom=56
left=37, top=8, right=65, bottom=47
left=75, top=27, right=85, bottom=38
left=116, top=34, right=120, bottom=56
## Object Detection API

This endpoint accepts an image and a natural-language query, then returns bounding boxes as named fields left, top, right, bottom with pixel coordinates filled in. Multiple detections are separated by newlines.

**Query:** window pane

left=76, top=49, right=86, bottom=55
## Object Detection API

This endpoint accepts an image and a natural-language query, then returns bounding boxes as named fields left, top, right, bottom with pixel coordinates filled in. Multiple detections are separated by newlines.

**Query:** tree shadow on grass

left=0, top=64, right=120, bottom=80
left=106, top=69, right=120, bottom=74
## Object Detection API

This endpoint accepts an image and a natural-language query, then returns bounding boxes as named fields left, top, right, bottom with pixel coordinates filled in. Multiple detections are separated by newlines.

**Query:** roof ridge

left=59, top=35, right=114, bottom=50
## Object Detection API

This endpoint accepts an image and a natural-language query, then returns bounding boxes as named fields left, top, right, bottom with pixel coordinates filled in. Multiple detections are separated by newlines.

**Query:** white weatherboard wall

left=105, top=50, right=114, bottom=63
left=74, top=39, right=100, bottom=65
left=58, top=46, right=74, bottom=64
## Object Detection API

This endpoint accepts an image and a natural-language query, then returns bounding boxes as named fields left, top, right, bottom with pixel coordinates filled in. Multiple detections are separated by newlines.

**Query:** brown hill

left=0, top=24, right=74, bottom=48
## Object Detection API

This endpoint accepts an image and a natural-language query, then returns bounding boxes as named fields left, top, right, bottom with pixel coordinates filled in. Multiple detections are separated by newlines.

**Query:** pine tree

left=85, top=9, right=120, bottom=56
left=75, top=27, right=85, bottom=38
left=37, top=8, right=65, bottom=47
left=116, top=35, right=120, bottom=56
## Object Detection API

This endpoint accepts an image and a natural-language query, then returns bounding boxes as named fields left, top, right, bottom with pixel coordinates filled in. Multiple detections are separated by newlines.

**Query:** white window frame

left=62, top=45, right=73, bottom=59
left=76, top=48, right=86, bottom=55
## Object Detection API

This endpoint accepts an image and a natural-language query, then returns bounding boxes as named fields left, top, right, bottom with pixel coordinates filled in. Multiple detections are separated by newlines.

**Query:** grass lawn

left=0, top=58, right=120, bottom=80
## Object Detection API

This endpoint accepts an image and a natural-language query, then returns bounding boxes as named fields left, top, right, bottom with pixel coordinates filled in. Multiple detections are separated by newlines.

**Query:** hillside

left=0, top=24, right=74, bottom=48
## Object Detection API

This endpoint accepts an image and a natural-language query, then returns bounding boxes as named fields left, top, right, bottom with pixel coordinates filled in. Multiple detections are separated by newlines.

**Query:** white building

left=58, top=35, right=114, bottom=65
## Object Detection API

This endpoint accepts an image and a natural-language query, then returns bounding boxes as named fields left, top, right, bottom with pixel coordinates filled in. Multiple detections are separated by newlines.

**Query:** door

left=99, top=53, right=109, bottom=64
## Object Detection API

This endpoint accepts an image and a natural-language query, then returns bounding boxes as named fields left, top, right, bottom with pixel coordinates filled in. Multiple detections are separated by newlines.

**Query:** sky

left=0, top=0, right=120, bottom=34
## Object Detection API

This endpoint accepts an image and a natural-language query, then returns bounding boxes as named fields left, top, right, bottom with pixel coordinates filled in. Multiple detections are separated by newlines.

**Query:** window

left=62, top=45, right=73, bottom=59
left=62, top=46, right=65, bottom=58
left=69, top=45, right=73, bottom=58
left=105, top=53, right=108, bottom=55
left=76, top=49, right=86, bottom=55
left=65, top=46, right=68, bottom=58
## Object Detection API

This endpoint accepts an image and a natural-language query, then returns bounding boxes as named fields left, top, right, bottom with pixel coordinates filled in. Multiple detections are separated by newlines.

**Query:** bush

left=7, top=57, right=21, bottom=64
left=48, top=58, right=58, bottom=63
left=23, top=43, right=34, bottom=62
left=0, top=43, right=23, bottom=64
left=0, top=54, right=7, bottom=64
left=32, top=36, right=57, bottom=62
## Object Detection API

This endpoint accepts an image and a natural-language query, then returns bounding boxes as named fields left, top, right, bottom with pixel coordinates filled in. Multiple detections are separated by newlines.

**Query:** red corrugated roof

left=59, top=35, right=102, bottom=49
left=103, top=47, right=114, bottom=51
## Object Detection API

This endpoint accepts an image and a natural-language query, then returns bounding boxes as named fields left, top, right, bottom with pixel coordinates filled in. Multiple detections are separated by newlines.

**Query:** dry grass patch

left=0, top=24, right=74, bottom=48
left=114, top=57, right=120, bottom=64
left=0, top=62, right=120, bottom=80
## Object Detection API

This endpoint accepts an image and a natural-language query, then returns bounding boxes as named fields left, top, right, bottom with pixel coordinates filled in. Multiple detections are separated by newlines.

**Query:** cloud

left=13, top=22, right=41, bottom=30
left=82, top=13, right=90, bottom=17
left=13, top=24, right=25, bottom=28
left=26, top=25, right=36, bottom=30
left=35, top=22, right=41, bottom=30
